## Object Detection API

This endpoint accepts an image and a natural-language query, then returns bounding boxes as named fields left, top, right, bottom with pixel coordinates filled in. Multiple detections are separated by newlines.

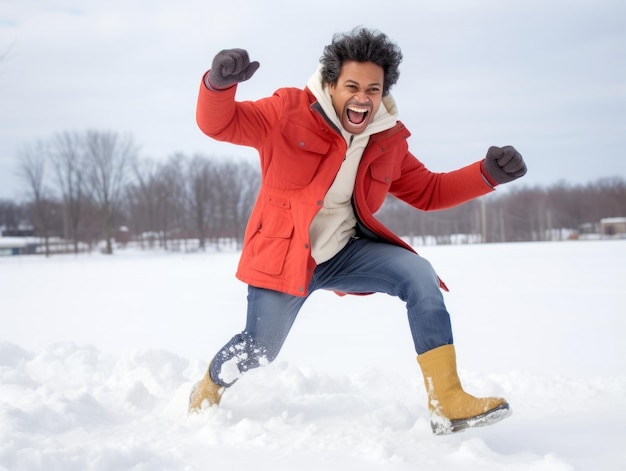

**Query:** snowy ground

left=1, top=239, right=625, bottom=471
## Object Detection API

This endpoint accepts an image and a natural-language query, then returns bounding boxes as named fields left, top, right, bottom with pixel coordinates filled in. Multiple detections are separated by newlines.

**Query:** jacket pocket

left=369, top=162, right=401, bottom=185
left=365, top=162, right=402, bottom=212
left=248, top=213, right=294, bottom=276
left=272, top=121, right=331, bottom=186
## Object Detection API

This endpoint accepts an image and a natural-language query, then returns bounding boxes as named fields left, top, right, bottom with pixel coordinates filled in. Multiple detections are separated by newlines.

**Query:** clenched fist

left=206, top=48, right=260, bottom=90
left=481, top=145, right=527, bottom=185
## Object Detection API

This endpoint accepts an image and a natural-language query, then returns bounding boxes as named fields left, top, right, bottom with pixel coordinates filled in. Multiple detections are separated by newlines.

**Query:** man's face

left=328, top=60, right=384, bottom=135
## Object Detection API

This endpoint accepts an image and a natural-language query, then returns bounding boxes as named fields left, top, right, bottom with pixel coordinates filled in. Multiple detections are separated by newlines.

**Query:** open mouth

left=346, top=105, right=370, bottom=126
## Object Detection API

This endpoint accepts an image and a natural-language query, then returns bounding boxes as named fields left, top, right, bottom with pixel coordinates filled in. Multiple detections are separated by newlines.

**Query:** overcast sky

left=1, top=0, right=624, bottom=200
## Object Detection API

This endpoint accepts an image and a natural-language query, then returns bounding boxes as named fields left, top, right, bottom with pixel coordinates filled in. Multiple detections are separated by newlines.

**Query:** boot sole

left=431, top=402, right=512, bottom=435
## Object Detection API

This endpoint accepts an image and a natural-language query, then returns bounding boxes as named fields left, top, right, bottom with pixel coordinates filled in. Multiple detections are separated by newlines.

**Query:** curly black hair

left=320, top=27, right=403, bottom=96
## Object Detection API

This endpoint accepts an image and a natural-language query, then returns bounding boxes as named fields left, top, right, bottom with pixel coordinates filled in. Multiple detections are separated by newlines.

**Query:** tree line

left=378, top=176, right=626, bottom=244
left=1, top=130, right=259, bottom=255
left=1, top=130, right=625, bottom=255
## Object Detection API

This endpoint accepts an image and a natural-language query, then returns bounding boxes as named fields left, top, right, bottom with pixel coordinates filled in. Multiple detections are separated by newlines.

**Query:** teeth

left=348, top=105, right=368, bottom=113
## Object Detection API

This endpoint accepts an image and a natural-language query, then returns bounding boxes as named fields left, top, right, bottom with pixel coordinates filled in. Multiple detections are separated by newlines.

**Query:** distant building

left=600, top=217, right=626, bottom=238
left=0, top=237, right=39, bottom=256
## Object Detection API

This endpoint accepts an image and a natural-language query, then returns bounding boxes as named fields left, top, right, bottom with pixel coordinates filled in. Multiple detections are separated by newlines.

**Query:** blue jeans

left=210, top=237, right=453, bottom=387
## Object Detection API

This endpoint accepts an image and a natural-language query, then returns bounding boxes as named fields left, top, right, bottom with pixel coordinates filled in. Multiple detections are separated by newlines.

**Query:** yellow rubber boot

left=417, top=344, right=511, bottom=435
left=188, top=368, right=224, bottom=413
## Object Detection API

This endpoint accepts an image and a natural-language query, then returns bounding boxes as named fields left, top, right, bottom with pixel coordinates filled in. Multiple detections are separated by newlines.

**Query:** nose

left=354, top=90, right=370, bottom=104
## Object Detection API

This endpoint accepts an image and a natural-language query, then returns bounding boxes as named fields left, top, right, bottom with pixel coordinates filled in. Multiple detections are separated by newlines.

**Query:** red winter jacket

left=196, top=79, right=494, bottom=296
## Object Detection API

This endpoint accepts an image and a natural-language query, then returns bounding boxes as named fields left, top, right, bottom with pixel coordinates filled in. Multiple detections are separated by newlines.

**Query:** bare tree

left=84, top=130, right=137, bottom=254
left=186, top=154, right=213, bottom=250
left=16, top=141, right=54, bottom=255
left=128, top=158, right=162, bottom=248
left=207, top=159, right=260, bottom=246
left=158, top=156, right=187, bottom=250
left=590, top=177, right=626, bottom=218
left=50, top=131, right=85, bottom=253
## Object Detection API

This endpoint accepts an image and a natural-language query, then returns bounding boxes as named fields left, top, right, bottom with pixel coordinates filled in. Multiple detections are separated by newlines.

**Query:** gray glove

left=481, top=145, right=527, bottom=185
left=206, top=48, right=260, bottom=90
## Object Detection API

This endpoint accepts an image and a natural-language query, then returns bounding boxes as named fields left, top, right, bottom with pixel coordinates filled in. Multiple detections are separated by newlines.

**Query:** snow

left=1, top=239, right=625, bottom=471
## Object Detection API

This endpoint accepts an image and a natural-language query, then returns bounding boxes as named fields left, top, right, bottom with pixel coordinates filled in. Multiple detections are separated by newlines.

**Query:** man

left=190, top=28, right=526, bottom=435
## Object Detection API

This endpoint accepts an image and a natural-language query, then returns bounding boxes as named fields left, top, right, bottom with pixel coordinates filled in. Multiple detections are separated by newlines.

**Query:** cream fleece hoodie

left=306, top=67, right=399, bottom=264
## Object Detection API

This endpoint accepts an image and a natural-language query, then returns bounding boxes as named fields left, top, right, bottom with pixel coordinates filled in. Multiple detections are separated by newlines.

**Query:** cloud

left=1, top=0, right=625, bottom=199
